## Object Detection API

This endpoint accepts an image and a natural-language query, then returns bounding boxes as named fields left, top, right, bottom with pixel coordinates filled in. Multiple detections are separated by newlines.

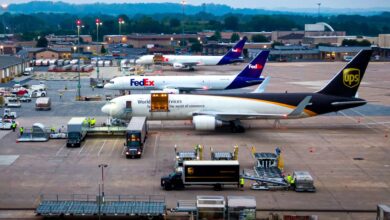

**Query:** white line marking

left=110, top=138, right=118, bottom=155
left=55, top=143, right=67, bottom=157
left=97, top=140, right=106, bottom=157
left=78, top=141, right=88, bottom=155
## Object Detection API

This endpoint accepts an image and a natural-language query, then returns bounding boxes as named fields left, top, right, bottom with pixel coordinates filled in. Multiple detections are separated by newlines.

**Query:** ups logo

left=343, top=68, right=360, bottom=88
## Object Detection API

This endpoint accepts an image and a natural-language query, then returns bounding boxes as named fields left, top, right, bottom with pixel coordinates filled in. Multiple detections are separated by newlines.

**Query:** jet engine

left=162, top=88, right=180, bottom=94
left=173, top=63, right=185, bottom=69
left=192, top=115, right=223, bottom=130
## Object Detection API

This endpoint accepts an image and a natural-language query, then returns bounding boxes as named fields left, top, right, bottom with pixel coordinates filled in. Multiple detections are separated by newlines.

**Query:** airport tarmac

left=0, top=61, right=389, bottom=219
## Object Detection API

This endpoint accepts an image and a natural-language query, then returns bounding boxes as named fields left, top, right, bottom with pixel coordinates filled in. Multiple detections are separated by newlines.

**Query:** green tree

left=251, top=34, right=268, bottom=43
left=36, top=36, right=48, bottom=47
left=169, top=18, right=180, bottom=28
left=100, top=45, right=107, bottom=54
left=342, top=39, right=371, bottom=46
left=209, top=31, right=221, bottom=41
left=191, top=42, right=202, bottom=52
left=230, top=33, right=240, bottom=42
left=224, top=15, right=239, bottom=30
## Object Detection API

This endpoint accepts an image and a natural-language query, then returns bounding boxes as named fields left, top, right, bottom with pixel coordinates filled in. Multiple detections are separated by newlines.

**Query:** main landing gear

left=230, top=120, right=245, bottom=133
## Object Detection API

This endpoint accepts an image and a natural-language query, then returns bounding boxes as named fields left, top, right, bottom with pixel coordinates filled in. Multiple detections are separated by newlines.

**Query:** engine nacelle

left=162, top=88, right=180, bottom=94
left=192, top=115, right=223, bottom=131
left=173, top=63, right=185, bottom=69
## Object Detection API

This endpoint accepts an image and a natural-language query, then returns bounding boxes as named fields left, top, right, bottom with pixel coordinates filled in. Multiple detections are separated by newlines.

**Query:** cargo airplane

left=104, top=50, right=269, bottom=93
left=135, top=37, right=247, bottom=70
left=102, top=50, right=372, bottom=132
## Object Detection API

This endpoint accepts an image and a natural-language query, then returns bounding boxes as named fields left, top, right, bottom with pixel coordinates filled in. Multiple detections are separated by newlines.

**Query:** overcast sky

left=4, top=0, right=390, bottom=9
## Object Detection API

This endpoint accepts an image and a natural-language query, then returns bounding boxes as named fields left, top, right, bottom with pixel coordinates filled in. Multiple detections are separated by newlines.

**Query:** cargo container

left=67, top=117, right=88, bottom=147
left=124, top=117, right=147, bottom=158
left=35, top=97, right=51, bottom=110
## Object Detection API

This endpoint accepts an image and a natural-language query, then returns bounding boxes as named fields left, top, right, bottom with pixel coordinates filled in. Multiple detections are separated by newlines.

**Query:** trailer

left=161, top=160, right=240, bottom=190
left=67, top=117, right=88, bottom=147
left=124, top=117, right=147, bottom=158
left=35, top=97, right=51, bottom=110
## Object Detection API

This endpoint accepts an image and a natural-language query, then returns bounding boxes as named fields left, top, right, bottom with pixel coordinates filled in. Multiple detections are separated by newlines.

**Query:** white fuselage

left=101, top=94, right=311, bottom=120
left=104, top=75, right=237, bottom=90
left=135, top=55, right=223, bottom=66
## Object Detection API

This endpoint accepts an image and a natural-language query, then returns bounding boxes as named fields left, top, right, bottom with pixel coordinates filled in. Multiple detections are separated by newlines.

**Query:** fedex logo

left=248, top=64, right=263, bottom=70
left=130, top=78, right=155, bottom=87
left=232, top=48, right=241, bottom=53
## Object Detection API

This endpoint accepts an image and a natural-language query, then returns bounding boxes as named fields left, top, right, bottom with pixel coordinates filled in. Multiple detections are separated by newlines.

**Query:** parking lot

left=0, top=61, right=389, bottom=219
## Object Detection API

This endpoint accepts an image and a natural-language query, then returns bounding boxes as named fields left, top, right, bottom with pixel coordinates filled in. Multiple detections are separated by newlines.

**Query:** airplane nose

left=135, top=59, right=141, bottom=64
left=101, top=103, right=120, bottom=116
left=103, top=83, right=112, bottom=89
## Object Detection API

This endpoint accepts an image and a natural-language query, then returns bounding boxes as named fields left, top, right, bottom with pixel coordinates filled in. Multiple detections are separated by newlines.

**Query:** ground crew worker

left=286, top=174, right=293, bottom=184
left=19, top=127, right=24, bottom=136
left=90, top=118, right=96, bottom=127
left=11, top=121, right=17, bottom=132
left=239, top=177, right=245, bottom=190
left=87, top=117, right=91, bottom=127
left=290, top=176, right=295, bottom=189
left=50, top=127, right=56, bottom=134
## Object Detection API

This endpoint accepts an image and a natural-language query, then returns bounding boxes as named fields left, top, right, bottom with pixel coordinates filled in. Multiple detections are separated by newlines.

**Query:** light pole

left=317, top=3, right=321, bottom=20
left=95, top=18, right=102, bottom=42
left=118, top=18, right=124, bottom=36
left=181, top=0, right=186, bottom=49
left=98, top=164, right=108, bottom=201
left=76, top=19, right=82, bottom=99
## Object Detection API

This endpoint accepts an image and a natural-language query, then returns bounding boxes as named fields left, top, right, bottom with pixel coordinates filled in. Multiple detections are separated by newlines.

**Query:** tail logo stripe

left=343, top=68, right=360, bottom=88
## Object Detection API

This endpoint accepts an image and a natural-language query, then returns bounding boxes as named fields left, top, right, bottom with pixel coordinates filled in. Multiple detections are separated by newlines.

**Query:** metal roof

left=0, top=56, right=24, bottom=70
left=318, top=46, right=371, bottom=53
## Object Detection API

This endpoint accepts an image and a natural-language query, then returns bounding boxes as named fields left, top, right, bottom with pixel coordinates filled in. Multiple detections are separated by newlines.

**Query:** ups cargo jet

left=104, top=50, right=269, bottom=93
left=135, top=37, right=247, bottom=69
left=102, top=50, right=372, bottom=132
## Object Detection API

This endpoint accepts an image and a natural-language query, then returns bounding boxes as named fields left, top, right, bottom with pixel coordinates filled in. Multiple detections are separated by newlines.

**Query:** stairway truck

left=161, top=160, right=240, bottom=190
left=66, top=117, right=88, bottom=147
left=125, top=117, right=147, bottom=158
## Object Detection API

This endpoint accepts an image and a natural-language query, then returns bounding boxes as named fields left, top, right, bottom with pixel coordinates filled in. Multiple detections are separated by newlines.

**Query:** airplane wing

left=164, top=85, right=208, bottom=91
left=193, top=96, right=312, bottom=121
left=251, top=77, right=270, bottom=93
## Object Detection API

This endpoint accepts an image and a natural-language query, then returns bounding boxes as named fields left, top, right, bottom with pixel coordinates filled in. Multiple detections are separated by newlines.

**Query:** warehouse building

left=0, top=56, right=29, bottom=83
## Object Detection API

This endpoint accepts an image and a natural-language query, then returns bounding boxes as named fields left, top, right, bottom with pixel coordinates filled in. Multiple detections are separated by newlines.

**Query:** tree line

left=0, top=12, right=389, bottom=42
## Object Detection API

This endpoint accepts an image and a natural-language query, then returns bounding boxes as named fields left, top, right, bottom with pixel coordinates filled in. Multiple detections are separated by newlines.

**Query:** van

left=35, top=97, right=51, bottom=110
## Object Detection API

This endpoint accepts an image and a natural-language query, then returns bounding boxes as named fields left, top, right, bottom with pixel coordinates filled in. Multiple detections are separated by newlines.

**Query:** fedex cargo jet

left=102, top=50, right=372, bottom=132
left=104, top=50, right=269, bottom=93
left=135, top=37, right=247, bottom=70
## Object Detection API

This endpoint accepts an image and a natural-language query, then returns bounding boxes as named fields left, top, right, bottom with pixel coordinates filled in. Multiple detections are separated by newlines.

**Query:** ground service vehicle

left=0, top=118, right=13, bottom=130
left=3, top=108, right=17, bottom=119
left=5, top=97, right=21, bottom=108
left=161, top=160, right=240, bottom=190
left=67, top=117, right=88, bottom=147
left=292, top=171, right=316, bottom=192
left=35, top=97, right=51, bottom=110
left=124, top=117, right=147, bottom=158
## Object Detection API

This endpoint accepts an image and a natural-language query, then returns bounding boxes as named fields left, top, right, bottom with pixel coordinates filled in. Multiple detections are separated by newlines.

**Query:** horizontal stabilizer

left=331, top=100, right=367, bottom=106
left=287, top=96, right=312, bottom=117
left=251, top=77, right=270, bottom=93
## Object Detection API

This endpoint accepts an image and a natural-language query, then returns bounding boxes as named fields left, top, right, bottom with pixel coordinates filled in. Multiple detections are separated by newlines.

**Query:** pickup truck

left=0, top=119, right=13, bottom=130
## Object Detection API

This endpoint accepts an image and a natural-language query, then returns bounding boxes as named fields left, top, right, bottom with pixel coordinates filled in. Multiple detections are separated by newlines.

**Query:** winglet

left=251, top=76, right=270, bottom=93
left=287, top=96, right=312, bottom=117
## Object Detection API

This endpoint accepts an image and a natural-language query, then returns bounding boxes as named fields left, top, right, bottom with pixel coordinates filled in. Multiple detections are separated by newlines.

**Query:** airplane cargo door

left=150, top=92, right=169, bottom=112
left=125, top=101, right=132, bottom=118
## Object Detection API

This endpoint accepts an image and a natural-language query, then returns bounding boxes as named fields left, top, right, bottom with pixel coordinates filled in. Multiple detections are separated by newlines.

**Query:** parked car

left=30, top=89, right=47, bottom=98
left=5, top=97, right=21, bottom=108
left=19, top=94, right=32, bottom=102
left=0, top=118, right=13, bottom=130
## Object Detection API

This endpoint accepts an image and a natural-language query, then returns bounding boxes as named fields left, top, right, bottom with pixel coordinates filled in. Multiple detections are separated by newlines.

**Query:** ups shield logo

left=343, top=68, right=360, bottom=88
